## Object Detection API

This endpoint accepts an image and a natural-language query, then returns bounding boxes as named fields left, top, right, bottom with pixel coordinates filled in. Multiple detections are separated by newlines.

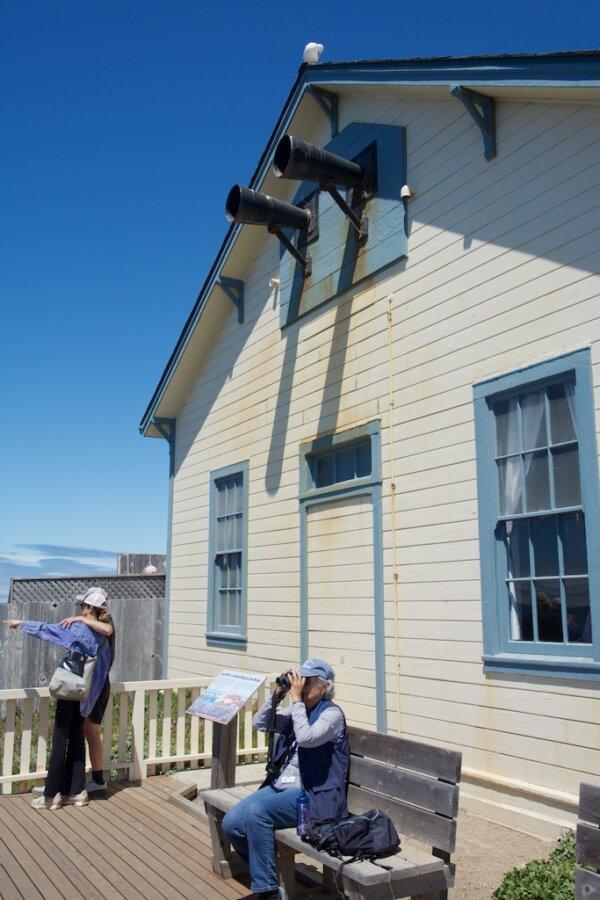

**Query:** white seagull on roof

left=303, top=42, right=324, bottom=65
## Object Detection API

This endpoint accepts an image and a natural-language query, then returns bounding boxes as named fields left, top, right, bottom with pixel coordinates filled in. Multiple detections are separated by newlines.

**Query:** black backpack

left=303, top=808, right=400, bottom=865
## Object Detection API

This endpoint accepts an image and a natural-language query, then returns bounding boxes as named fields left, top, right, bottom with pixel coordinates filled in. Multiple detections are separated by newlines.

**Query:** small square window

left=309, top=437, right=373, bottom=489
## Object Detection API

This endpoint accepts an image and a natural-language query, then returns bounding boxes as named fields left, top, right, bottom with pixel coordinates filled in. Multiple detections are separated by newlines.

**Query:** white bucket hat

left=75, top=586, right=109, bottom=611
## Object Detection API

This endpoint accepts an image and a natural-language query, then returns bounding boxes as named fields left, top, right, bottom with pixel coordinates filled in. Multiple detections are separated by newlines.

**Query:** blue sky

left=1, top=0, right=598, bottom=597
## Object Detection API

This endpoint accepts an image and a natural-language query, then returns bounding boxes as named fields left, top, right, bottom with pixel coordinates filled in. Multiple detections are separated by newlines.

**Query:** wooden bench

left=575, top=782, right=600, bottom=899
left=200, top=724, right=461, bottom=899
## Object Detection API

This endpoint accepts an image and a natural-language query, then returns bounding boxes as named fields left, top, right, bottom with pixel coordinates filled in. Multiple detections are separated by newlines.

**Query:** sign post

left=187, top=669, right=267, bottom=789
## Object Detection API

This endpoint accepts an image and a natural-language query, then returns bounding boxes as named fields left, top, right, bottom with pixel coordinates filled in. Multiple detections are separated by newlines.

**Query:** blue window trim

left=474, top=347, right=600, bottom=679
left=299, top=420, right=387, bottom=731
left=206, top=460, right=249, bottom=648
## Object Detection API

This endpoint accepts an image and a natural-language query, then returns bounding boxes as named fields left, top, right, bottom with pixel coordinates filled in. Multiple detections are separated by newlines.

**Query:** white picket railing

left=0, top=675, right=277, bottom=795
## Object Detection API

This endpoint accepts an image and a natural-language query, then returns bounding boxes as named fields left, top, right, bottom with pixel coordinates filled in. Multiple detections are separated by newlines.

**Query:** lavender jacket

left=20, top=620, right=111, bottom=717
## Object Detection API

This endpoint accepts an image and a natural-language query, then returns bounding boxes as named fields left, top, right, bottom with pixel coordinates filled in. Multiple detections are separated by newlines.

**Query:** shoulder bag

left=49, top=649, right=97, bottom=701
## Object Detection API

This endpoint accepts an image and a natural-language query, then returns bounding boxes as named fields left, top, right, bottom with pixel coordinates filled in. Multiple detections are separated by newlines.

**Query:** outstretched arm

left=17, top=620, right=101, bottom=657
left=60, top=615, right=113, bottom=637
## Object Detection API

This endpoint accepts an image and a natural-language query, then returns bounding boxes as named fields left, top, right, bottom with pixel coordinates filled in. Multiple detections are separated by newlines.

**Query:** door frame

left=298, top=420, right=386, bottom=732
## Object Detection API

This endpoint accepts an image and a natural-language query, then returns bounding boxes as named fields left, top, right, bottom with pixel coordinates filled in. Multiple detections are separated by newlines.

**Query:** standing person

left=58, top=587, right=115, bottom=793
left=5, top=586, right=112, bottom=810
left=221, top=659, right=349, bottom=900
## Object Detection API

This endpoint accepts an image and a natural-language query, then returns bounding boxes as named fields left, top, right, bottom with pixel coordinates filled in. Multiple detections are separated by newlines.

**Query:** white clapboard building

left=141, top=52, right=600, bottom=836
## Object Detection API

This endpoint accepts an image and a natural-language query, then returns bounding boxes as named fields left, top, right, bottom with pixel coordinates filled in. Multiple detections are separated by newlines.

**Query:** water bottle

left=296, top=790, right=309, bottom=837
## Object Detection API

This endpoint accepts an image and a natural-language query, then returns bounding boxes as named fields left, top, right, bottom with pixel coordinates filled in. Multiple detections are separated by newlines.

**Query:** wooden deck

left=0, top=776, right=324, bottom=900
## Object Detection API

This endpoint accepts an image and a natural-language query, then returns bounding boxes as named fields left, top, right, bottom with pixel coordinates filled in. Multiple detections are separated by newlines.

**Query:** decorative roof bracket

left=450, top=84, right=496, bottom=160
left=306, top=85, right=339, bottom=137
left=217, top=277, right=244, bottom=323
left=153, top=417, right=176, bottom=476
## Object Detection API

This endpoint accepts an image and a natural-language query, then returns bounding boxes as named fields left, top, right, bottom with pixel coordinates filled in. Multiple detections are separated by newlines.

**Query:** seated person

left=222, top=658, right=349, bottom=900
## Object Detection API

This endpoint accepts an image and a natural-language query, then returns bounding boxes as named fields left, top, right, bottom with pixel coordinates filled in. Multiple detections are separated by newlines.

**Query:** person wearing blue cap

left=222, top=658, right=349, bottom=900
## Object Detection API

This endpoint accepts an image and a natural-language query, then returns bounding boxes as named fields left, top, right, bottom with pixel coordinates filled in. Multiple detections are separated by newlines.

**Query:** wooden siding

left=166, top=89, right=600, bottom=827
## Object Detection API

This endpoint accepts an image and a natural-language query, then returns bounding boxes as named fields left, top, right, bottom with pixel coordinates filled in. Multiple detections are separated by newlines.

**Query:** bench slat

left=576, top=823, right=600, bottom=868
left=349, top=755, right=458, bottom=818
left=348, top=726, right=461, bottom=784
left=580, top=783, right=600, bottom=827
left=199, top=785, right=253, bottom=810
left=348, top=785, right=456, bottom=853
left=575, top=867, right=600, bottom=899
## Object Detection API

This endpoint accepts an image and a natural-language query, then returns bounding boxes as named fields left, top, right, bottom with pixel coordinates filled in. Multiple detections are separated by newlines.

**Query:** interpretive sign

left=186, top=669, right=267, bottom=725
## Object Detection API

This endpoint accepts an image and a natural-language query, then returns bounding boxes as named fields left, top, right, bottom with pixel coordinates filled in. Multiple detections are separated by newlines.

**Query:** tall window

left=207, top=462, right=248, bottom=644
left=474, top=349, right=600, bottom=677
left=495, top=381, right=590, bottom=645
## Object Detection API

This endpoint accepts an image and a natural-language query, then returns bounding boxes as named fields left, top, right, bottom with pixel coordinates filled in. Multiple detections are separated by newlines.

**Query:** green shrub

left=492, top=831, right=580, bottom=900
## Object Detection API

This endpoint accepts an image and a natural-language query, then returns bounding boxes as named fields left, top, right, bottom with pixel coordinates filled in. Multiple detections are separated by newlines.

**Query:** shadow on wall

left=177, top=98, right=600, bottom=491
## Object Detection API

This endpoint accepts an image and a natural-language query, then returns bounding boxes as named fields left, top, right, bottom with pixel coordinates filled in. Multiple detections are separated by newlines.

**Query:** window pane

left=560, top=512, right=588, bottom=575
left=531, top=517, right=558, bottom=577
left=495, top=398, right=519, bottom=455
left=356, top=442, right=371, bottom=477
left=535, top=579, right=563, bottom=642
left=229, top=592, right=240, bottom=627
left=217, top=590, right=227, bottom=625
left=219, top=560, right=228, bottom=589
left=504, top=520, right=530, bottom=578
left=521, top=391, right=547, bottom=451
left=524, top=451, right=550, bottom=512
left=217, top=518, right=225, bottom=551
left=564, top=578, right=591, bottom=643
left=548, top=381, right=577, bottom=444
left=234, top=513, right=242, bottom=550
left=336, top=447, right=355, bottom=482
left=552, top=445, right=581, bottom=508
left=224, top=516, right=233, bottom=551
left=226, top=480, right=236, bottom=515
left=498, top=457, right=523, bottom=515
left=508, top=582, right=533, bottom=641
left=316, top=454, right=335, bottom=487
left=216, top=482, right=226, bottom=516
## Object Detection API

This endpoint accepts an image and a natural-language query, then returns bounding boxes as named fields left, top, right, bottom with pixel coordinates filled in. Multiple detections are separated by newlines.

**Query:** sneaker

left=86, top=779, right=108, bottom=793
left=31, top=793, right=62, bottom=810
left=32, top=785, right=45, bottom=795
left=65, top=790, right=89, bottom=807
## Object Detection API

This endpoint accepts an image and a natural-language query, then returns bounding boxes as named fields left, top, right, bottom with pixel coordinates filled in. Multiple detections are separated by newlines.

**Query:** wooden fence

left=0, top=675, right=277, bottom=795
left=0, top=595, right=164, bottom=689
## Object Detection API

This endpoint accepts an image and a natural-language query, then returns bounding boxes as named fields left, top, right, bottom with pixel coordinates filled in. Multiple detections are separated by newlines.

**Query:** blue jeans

left=221, top=785, right=300, bottom=892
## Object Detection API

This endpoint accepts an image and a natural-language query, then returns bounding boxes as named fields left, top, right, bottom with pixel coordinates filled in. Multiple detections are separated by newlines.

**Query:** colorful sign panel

left=186, top=669, right=267, bottom=725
